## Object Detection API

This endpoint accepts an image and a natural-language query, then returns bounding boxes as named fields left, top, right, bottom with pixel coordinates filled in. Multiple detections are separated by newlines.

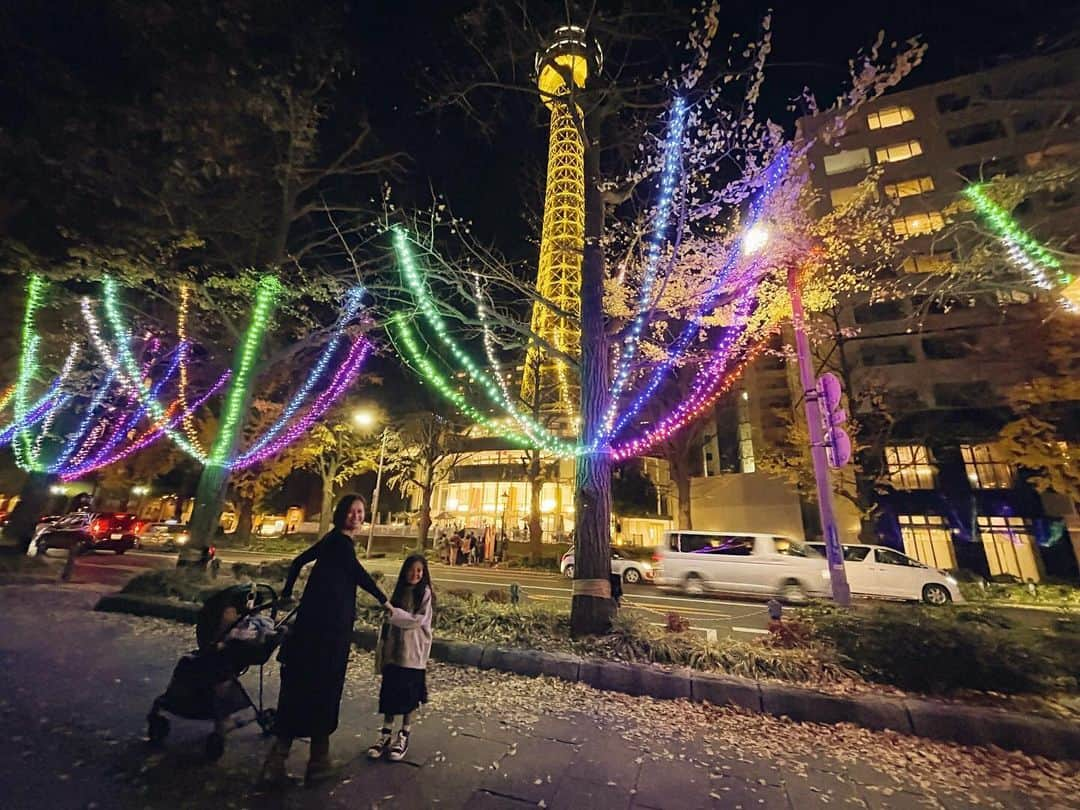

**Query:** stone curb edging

left=94, top=594, right=1080, bottom=761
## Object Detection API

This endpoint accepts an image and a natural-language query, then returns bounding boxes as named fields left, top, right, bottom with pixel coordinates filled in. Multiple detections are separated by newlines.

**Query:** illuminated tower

left=520, top=26, right=602, bottom=418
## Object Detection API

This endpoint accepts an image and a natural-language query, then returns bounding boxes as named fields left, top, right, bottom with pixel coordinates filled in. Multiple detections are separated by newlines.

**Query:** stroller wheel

left=205, top=731, right=225, bottom=762
left=257, top=708, right=277, bottom=735
left=147, top=713, right=170, bottom=745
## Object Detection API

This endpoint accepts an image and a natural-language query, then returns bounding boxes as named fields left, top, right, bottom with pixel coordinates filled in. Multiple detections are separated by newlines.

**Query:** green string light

left=207, top=275, right=282, bottom=467
left=389, top=313, right=560, bottom=452
left=101, top=278, right=209, bottom=462
left=391, top=228, right=580, bottom=456
left=13, top=275, right=47, bottom=471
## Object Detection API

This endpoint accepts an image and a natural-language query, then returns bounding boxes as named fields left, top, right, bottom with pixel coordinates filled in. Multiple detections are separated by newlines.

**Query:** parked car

left=654, top=530, right=830, bottom=603
left=805, top=543, right=962, bottom=605
left=560, top=545, right=656, bottom=584
left=28, top=512, right=141, bottom=556
left=138, top=522, right=191, bottom=551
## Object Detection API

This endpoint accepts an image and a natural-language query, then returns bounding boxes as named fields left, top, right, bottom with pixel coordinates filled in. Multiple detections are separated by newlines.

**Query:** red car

left=29, top=512, right=142, bottom=556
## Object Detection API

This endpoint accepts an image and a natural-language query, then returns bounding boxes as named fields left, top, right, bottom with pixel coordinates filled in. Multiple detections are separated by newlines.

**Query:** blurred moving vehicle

left=805, top=542, right=962, bottom=605
left=654, top=531, right=829, bottom=603
left=560, top=545, right=656, bottom=584
left=139, top=522, right=192, bottom=551
left=28, top=512, right=141, bottom=556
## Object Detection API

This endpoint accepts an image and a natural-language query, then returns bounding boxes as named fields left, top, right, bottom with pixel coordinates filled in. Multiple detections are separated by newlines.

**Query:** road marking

left=732, top=626, right=769, bottom=635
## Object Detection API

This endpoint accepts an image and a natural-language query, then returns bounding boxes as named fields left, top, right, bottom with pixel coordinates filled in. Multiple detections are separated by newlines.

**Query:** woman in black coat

left=261, top=494, right=388, bottom=784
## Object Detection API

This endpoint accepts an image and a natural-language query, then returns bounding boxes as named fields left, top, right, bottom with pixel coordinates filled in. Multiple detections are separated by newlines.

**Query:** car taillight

left=90, top=519, right=108, bottom=537
left=208, top=545, right=216, bottom=558
left=651, top=553, right=661, bottom=564
left=134, top=521, right=146, bottom=535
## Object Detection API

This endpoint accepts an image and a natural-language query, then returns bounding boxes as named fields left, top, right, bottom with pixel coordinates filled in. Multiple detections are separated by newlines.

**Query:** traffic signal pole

left=788, top=265, right=851, bottom=606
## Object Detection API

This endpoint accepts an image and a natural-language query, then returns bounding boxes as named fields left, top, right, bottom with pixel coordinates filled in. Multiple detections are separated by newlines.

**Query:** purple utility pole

left=788, top=265, right=851, bottom=606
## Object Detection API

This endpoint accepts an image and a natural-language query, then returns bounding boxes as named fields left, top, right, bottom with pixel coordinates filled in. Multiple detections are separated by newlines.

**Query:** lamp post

left=743, top=225, right=850, bottom=605
left=353, top=408, right=388, bottom=560
left=787, top=264, right=851, bottom=606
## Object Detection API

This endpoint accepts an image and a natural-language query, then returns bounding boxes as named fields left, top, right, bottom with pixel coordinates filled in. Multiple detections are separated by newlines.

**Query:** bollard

left=767, top=598, right=782, bottom=621
left=509, top=582, right=520, bottom=605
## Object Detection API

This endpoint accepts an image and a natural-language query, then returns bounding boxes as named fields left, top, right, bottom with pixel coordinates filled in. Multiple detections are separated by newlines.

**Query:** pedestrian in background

left=261, top=494, right=388, bottom=785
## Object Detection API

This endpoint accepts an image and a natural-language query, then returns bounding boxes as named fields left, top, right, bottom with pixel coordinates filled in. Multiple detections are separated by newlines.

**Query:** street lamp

left=353, top=408, right=388, bottom=559
left=742, top=223, right=851, bottom=605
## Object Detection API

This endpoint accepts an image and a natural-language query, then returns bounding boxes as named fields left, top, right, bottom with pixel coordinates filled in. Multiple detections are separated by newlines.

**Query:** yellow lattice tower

left=521, top=27, right=601, bottom=418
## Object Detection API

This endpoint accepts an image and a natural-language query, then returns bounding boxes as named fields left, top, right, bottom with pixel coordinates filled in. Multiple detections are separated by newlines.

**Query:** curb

left=93, top=594, right=1080, bottom=761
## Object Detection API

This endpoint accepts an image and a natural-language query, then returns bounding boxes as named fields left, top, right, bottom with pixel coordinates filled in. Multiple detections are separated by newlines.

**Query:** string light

left=12, top=275, right=47, bottom=470
left=29, top=342, right=80, bottom=467
left=390, top=314, right=540, bottom=451
left=238, top=286, right=365, bottom=463
left=47, top=371, right=117, bottom=472
left=61, top=371, right=230, bottom=480
left=607, top=146, right=790, bottom=445
left=963, top=183, right=1075, bottom=312
left=0, top=384, right=14, bottom=412
left=601, top=96, right=687, bottom=438
left=207, top=275, right=282, bottom=468
left=99, top=280, right=210, bottom=462
left=0, top=389, right=64, bottom=447
left=176, top=285, right=205, bottom=453
left=392, top=228, right=578, bottom=456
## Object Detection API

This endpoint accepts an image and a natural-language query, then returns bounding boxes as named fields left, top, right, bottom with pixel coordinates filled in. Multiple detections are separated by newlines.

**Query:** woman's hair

left=391, top=554, right=435, bottom=611
left=332, top=493, right=366, bottom=531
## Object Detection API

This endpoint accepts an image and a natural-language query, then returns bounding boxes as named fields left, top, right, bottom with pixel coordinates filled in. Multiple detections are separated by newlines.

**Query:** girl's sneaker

left=367, top=729, right=392, bottom=760
left=388, top=730, right=410, bottom=761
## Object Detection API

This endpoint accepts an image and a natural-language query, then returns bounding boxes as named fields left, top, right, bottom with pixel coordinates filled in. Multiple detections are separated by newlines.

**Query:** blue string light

left=599, top=97, right=688, bottom=441
left=47, top=371, right=117, bottom=473
left=605, top=146, right=791, bottom=445
left=236, top=286, right=365, bottom=464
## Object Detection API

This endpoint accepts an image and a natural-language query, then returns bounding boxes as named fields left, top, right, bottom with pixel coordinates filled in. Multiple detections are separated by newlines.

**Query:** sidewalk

left=0, top=583, right=1077, bottom=810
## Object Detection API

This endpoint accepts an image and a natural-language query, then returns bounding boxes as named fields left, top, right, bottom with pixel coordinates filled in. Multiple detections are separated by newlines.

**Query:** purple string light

left=228, top=337, right=371, bottom=470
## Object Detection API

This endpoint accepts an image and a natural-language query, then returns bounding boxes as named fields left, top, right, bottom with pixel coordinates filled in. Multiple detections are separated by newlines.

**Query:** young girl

left=368, top=554, right=434, bottom=761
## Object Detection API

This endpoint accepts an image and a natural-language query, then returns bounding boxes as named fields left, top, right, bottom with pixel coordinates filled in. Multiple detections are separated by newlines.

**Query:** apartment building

left=718, top=48, right=1080, bottom=580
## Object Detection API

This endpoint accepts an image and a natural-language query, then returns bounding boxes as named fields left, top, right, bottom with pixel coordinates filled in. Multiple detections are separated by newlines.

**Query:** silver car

left=806, top=543, right=963, bottom=605
left=559, top=546, right=655, bottom=584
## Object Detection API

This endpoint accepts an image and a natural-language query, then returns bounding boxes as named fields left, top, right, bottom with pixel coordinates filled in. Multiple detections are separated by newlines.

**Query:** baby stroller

left=146, top=583, right=296, bottom=761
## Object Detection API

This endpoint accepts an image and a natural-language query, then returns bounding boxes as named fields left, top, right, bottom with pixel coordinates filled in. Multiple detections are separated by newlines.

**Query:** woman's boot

left=305, top=735, right=340, bottom=784
left=260, top=737, right=293, bottom=786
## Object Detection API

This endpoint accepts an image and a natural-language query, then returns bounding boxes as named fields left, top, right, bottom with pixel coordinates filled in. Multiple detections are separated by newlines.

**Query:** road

left=38, top=546, right=1066, bottom=636
left=41, top=547, right=775, bottom=638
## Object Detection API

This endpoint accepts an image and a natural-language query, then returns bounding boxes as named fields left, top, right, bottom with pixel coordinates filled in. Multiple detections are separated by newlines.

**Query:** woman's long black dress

left=276, top=529, right=387, bottom=738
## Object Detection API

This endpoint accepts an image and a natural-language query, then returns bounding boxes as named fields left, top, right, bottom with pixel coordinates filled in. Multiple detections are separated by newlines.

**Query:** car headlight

left=177, top=534, right=188, bottom=544
left=945, top=575, right=958, bottom=586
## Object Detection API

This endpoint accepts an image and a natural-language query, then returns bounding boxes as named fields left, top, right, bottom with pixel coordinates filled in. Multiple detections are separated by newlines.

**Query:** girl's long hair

left=391, top=554, right=435, bottom=611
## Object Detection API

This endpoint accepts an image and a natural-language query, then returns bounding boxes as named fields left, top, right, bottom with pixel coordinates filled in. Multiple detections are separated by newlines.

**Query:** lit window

left=823, top=147, right=872, bottom=176
left=892, top=211, right=945, bottom=236
left=875, top=139, right=923, bottom=164
left=961, top=444, right=1014, bottom=489
left=977, top=516, right=1041, bottom=582
left=885, top=445, right=937, bottom=489
left=884, top=176, right=935, bottom=199
left=867, top=105, right=915, bottom=130
left=829, top=185, right=863, bottom=207
left=900, top=253, right=953, bottom=273
left=897, top=515, right=957, bottom=569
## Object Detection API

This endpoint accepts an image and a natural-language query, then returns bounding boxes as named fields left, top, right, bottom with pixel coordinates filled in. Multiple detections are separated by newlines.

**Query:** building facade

left=714, top=48, right=1079, bottom=581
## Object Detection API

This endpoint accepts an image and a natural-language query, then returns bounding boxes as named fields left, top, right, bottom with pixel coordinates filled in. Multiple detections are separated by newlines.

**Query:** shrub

left=806, top=604, right=1073, bottom=695
left=120, top=569, right=217, bottom=604
left=445, top=588, right=476, bottom=602
left=666, top=612, right=690, bottom=633
left=482, top=588, right=510, bottom=604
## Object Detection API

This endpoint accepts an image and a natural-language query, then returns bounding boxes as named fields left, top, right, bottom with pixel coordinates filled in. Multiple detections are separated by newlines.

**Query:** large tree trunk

left=318, top=471, right=334, bottom=536
left=417, top=479, right=434, bottom=550
left=187, top=463, right=230, bottom=548
left=235, top=498, right=254, bottom=545
left=527, top=450, right=543, bottom=561
left=2, top=472, right=53, bottom=553
left=668, top=438, right=693, bottom=530
left=571, top=138, right=614, bottom=638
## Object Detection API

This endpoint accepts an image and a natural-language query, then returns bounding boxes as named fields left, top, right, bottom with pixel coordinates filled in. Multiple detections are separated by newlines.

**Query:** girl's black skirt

left=378, top=665, right=428, bottom=716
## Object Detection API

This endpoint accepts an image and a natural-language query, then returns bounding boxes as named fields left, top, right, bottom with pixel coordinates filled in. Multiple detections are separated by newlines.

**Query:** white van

left=654, top=530, right=831, bottom=603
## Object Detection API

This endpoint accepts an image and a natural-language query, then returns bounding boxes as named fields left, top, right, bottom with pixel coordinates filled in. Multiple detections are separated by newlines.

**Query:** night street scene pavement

left=2, top=583, right=1078, bottom=810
